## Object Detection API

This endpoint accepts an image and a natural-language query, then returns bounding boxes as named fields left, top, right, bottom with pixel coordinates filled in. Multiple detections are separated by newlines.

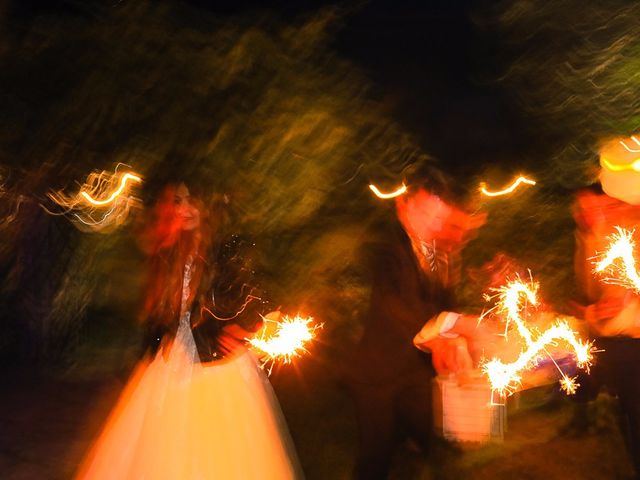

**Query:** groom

left=346, top=171, right=484, bottom=479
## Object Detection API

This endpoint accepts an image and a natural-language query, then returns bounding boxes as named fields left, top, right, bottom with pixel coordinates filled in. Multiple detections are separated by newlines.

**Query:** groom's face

left=397, top=189, right=450, bottom=241
left=397, top=188, right=483, bottom=252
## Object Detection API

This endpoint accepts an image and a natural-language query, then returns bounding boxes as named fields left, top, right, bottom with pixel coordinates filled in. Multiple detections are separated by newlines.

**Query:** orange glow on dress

left=368, top=183, right=407, bottom=199
left=479, top=176, right=536, bottom=197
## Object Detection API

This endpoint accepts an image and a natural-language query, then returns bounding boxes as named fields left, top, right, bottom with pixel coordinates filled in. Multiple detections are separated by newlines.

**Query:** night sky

left=6, top=0, right=539, bottom=177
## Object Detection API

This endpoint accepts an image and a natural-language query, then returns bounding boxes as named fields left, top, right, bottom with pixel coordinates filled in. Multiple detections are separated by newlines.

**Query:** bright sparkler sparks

left=45, top=165, right=142, bottom=232
left=481, top=277, right=593, bottom=399
left=559, top=375, right=579, bottom=395
left=369, top=183, right=407, bottom=199
left=593, top=227, right=640, bottom=293
left=479, top=176, right=536, bottom=197
left=249, top=314, right=322, bottom=374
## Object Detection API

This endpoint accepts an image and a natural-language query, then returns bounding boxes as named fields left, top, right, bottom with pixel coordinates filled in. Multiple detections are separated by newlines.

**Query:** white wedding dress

left=76, top=259, right=303, bottom=479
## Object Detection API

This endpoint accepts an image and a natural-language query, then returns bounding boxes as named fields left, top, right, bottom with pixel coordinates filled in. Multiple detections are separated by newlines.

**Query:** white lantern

left=599, top=136, right=640, bottom=205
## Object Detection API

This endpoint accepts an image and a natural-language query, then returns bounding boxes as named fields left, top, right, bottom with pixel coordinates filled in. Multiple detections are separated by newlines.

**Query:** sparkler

left=369, top=183, right=407, bottom=199
left=559, top=375, right=579, bottom=395
left=480, top=276, right=593, bottom=400
left=593, top=227, right=640, bottom=293
left=479, top=176, right=536, bottom=197
left=249, top=314, right=322, bottom=374
left=45, top=165, right=142, bottom=232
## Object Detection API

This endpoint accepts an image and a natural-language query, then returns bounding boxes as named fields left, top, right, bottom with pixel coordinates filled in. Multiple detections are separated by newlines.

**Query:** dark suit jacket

left=347, top=222, right=456, bottom=385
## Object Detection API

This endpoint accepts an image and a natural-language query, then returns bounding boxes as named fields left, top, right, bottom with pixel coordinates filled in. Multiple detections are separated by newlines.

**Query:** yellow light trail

left=45, top=165, right=143, bottom=232
left=368, top=183, right=407, bottom=199
left=600, top=156, right=640, bottom=173
left=479, top=176, right=536, bottom=197
left=79, top=172, right=142, bottom=206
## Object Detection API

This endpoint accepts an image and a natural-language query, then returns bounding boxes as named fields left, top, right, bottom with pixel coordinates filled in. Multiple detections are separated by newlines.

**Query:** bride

left=76, top=180, right=303, bottom=479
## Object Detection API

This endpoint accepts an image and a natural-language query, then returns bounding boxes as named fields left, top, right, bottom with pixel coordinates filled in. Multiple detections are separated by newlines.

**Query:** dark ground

left=0, top=340, right=634, bottom=480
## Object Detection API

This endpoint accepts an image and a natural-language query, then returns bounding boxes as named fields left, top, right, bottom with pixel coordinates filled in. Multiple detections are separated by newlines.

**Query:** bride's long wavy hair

left=139, top=181, right=226, bottom=330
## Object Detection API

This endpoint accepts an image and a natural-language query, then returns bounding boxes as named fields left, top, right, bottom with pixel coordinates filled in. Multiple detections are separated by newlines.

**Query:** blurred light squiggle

left=45, top=164, right=142, bottom=232
left=369, top=183, right=407, bottom=199
left=479, top=176, right=536, bottom=197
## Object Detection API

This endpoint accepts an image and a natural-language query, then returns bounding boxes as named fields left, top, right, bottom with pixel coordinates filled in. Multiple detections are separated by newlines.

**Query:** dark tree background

left=1, top=0, right=637, bottom=367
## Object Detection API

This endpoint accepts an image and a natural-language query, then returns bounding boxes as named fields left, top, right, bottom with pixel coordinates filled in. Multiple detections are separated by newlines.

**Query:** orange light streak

left=80, top=172, right=142, bottom=206
left=46, top=165, right=142, bottom=232
left=368, top=183, right=407, bottom=199
left=479, top=176, right=536, bottom=197
left=600, top=156, right=640, bottom=173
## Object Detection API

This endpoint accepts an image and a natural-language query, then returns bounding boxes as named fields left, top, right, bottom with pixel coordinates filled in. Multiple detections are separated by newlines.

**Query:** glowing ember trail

left=481, top=277, right=593, bottom=399
left=45, top=165, right=142, bottom=232
left=479, top=176, right=536, bottom=197
left=594, top=227, right=640, bottom=293
left=368, top=183, right=407, bottom=199
left=249, top=314, right=322, bottom=374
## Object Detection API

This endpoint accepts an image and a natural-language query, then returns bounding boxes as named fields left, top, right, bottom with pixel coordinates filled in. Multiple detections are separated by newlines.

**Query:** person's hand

left=413, top=313, right=454, bottom=348
left=218, top=324, right=252, bottom=356
left=414, top=312, right=507, bottom=371
left=573, top=296, right=627, bottom=326
left=262, top=310, right=282, bottom=323
left=426, top=336, right=474, bottom=375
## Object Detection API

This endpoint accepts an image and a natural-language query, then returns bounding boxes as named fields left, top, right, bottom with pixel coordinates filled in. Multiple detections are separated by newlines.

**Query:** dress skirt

left=75, top=327, right=303, bottom=479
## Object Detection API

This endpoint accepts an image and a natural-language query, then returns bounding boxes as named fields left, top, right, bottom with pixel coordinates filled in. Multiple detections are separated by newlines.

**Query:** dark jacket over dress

left=144, top=234, right=270, bottom=362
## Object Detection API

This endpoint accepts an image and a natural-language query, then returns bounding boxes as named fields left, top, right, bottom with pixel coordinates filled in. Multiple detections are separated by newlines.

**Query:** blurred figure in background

left=76, top=179, right=302, bottom=479
left=571, top=182, right=640, bottom=479
left=345, top=168, right=485, bottom=480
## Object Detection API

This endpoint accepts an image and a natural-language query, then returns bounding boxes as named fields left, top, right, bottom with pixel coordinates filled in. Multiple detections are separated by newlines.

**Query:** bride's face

left=174, top=183, right=201, bottom=231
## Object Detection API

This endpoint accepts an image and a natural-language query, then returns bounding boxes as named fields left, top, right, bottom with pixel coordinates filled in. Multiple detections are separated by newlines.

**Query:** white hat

left=599, top=136, right=640, bottom=205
